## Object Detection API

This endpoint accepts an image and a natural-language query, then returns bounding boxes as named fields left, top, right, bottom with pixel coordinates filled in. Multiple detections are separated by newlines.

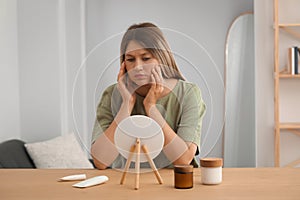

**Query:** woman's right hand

left=117, top=62, right=136, bottom=113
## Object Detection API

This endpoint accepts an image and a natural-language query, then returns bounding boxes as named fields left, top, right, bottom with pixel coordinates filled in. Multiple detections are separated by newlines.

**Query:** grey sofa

left=0, top=139, right=95, bottom=168
left=0, top=139, right=35, bottom=168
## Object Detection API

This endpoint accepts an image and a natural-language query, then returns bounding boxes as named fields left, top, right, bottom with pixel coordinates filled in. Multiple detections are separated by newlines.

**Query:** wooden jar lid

left=174, top=165, right=193, bottom=173
left=200, top=158, right=223, bottom=167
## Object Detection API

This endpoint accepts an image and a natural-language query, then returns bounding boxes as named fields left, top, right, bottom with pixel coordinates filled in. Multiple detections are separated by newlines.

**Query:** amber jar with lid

left=174, top=165, right=193, bottom=189
left=200, top=158, right=223, bottom=185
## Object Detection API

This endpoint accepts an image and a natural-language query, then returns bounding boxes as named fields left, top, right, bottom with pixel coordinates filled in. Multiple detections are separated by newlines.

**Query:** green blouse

left=92, top=79, right=206, bottom=168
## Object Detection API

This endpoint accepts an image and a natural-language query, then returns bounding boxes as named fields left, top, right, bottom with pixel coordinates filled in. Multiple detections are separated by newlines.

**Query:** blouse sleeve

left=176, top=84, right=206, bottom=151
left=91, top=85, right=116, bottom=143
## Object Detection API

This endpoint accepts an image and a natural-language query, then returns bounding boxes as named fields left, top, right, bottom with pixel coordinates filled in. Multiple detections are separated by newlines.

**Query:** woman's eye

left=126, top=58, right=134, bottom=62
left=142, top=57, right=151, bottom=61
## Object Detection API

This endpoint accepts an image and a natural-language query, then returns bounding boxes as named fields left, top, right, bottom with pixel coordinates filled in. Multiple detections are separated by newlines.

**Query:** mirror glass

left=224, top=13, right=255, bottom=167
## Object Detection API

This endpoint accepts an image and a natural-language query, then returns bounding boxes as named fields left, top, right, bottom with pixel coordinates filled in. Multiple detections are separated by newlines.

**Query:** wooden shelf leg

left=275, top=128, right=280, bottom=167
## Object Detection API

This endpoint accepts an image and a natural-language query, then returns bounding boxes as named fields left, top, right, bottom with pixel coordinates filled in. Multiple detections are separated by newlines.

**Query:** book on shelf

left=288, top=46, right=300, bottom=75
left=298, top=47, right=300, bottom=74
left=295, top=46, right=298, bottom=74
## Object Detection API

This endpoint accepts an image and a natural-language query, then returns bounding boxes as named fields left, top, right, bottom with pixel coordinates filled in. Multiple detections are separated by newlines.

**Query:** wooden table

left=0, top=168, right=299, bottom=200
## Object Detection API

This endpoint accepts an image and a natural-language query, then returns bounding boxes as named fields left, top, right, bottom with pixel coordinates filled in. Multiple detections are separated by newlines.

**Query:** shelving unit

left=273, top=0, right=300, bottom=167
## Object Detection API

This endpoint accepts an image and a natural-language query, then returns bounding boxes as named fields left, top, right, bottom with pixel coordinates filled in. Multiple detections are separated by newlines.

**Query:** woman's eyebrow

left=125, top=52, right=151, bottom=57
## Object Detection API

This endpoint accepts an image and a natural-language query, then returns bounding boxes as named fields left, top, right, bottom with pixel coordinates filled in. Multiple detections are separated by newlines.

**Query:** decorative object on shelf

left=288, top=46, right=300, bottom=75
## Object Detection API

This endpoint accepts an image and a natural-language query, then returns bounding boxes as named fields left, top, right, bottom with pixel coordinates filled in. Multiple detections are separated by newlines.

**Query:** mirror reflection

left=224, top=13, right=255, bottom=167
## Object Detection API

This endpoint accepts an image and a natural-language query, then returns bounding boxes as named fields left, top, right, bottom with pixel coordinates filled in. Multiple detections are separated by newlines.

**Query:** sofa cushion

left=0, top=139, right=35, bottom=168
left=24, top=133, right=94, bottom=169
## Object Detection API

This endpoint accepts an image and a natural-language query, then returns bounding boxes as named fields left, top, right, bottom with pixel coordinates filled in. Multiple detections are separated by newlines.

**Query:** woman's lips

left=134, top=74, right=147, bottom=79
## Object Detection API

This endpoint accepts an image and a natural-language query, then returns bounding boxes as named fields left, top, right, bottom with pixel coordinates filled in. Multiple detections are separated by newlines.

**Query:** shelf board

left=279, top=23, right=300, bottom=27
left=280, top=123, right=300, bottom=129
left=279, top=74, right=300, bottom=78
left=278, top=25, right=300, bottom=39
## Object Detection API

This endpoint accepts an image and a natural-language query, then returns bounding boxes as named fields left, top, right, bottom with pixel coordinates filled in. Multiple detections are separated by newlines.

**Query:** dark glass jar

left=174, top=165, right=193, bottom=189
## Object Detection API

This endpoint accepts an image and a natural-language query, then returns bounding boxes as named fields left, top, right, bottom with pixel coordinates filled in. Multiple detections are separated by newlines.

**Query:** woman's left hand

left=143, top=65, right=164, bottom=114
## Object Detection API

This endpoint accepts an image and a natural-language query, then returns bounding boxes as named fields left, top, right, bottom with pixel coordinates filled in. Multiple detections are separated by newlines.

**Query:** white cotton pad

left=59, top=174, right=86, bottom=181
left=72, top=176, right=109, bottom=188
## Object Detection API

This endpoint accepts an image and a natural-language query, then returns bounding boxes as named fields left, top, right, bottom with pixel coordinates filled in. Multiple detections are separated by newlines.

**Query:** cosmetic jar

left=200, top=158, right=223, bottom=185
left=174, top=165, right=193, bottom=189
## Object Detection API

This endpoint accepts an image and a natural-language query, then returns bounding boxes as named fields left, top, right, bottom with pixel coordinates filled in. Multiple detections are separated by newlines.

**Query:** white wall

left=0, top=0, right=88, bottom=148
left=63, top=0, right=89, bottom=151
left=17, top=0, right=89, bottom=146
left=0, top=0, right=21, bottom=141
left=255, top=0, right=300, bottom=167
left=17, top=0, right=62, bottom=142
left=255, top=0, right=277, bottom=167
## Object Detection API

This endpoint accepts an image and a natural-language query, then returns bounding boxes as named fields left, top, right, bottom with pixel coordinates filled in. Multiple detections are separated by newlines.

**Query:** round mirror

left=114, top=115, right=164, bottom=163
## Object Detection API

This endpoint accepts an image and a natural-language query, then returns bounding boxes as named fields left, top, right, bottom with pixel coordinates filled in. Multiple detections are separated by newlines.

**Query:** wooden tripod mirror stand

left=120, top=138, right=163, bottom=190
left=114, top=115, right=165, bottom=190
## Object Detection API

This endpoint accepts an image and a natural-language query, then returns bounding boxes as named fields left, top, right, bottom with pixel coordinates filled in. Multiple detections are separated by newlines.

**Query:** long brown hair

left=120, top=22, right=185, bottom=80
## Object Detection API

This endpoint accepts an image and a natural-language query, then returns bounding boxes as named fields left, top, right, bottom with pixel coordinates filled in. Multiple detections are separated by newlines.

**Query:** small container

left=200, top=158, right=223, bottom=185
left=174, top=165, right=193, bottom=189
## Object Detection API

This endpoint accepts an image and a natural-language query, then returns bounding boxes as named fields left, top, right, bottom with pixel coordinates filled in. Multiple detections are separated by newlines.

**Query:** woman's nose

left=134, top=59, right=143, bottom=70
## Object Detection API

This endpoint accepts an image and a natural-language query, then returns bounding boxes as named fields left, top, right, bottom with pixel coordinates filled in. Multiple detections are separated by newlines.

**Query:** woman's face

left=124, top=40, right=159, bottom=86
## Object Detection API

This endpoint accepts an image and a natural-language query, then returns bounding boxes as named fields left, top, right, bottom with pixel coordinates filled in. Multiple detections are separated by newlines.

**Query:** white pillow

left=25, top=133, right=94, bottom=169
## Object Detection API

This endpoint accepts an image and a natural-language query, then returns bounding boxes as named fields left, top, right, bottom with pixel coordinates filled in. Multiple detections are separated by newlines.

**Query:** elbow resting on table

left=172, top=143, right=197, bottom=166
left=91, top=155, right=108, bottom=170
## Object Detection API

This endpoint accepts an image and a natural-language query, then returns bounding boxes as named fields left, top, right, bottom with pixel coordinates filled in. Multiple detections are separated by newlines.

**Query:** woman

left=91, top=22, right=206, bottom=170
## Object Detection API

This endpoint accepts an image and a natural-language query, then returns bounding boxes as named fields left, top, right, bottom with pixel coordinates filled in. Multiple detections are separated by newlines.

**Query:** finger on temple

left=117, top=62, right=126, bottom=80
